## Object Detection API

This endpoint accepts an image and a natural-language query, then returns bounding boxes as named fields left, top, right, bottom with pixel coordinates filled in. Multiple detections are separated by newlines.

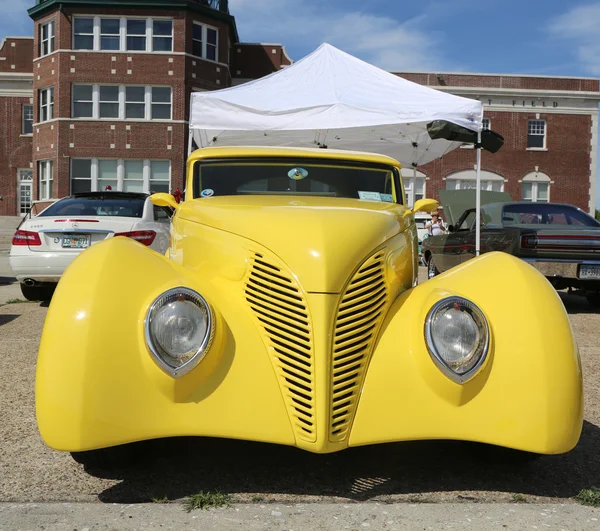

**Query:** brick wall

left=419, top=111, right=593, bottom=211
left=0, top=38, right=33, bottom=73
left=0, top=96, right=33, bottom=216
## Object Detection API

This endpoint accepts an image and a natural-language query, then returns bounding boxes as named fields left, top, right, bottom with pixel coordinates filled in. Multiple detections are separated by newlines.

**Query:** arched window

left=401, top=168, right=426, bottom=208
left=445, top=170, right=505, bottom=192
left=521, top=171, right=551, bottom=202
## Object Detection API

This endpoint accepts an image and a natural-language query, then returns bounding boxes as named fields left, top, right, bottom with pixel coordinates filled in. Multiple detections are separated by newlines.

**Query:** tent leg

left=475, top=130, right=482, bottom=257
left=187, top=128, right=194, bottom=157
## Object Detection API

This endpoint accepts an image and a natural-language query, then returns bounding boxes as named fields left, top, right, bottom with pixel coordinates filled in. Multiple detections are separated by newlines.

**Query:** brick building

left=0, top=0, right=599, bottom=216
left=397, top=72, right=600, bottom=214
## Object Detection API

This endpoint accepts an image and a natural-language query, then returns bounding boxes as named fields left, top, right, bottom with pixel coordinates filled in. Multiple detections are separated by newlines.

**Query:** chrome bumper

left=523, top=258, right=600, bottom=280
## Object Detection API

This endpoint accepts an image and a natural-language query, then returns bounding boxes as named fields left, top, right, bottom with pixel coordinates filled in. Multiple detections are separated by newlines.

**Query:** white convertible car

left=9, top=192, right=171, bottom=301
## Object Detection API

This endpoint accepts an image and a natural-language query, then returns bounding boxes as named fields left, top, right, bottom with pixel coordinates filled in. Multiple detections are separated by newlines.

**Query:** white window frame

left=192, top=21, right=219, bottom=61
left=99, top=17, right=121, bottom=51
left=22, top=104, right=34, bottom=135
left=98, top=85, right=120, bottom=119
left=446, top=170, right=505, bottom=192
left=72, top=16, right=173, bottom=53
left=40, top=20, right=55, bottom=56
left=18, top=169, right=34, bottom=215
left=527, top=119, right=546, bottom=150
left=70, top=158, right=171, bottom=193
left=38, top=160, right=53, bottom=200
left=521, top=171, right=551, bottom=202
left=39, top=87, right=54, bottom=122
left=71, top=84, right=172, bottom=121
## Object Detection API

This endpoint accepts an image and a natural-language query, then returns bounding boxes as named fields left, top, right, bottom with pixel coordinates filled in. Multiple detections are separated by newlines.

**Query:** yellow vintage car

left=36, top=147, right=582, bottom=462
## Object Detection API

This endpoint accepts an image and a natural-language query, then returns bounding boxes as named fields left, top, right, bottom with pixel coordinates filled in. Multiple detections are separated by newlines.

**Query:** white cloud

left=548, top=3, right=600, bottom=75
left=229, top=0, right=453, bottom=71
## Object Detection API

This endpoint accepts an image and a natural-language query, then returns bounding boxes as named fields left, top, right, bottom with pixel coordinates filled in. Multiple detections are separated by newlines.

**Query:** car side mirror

left=448, top=224, right=455, bottom=233
left=402, top=198, right=439, bottom=219
left=151, top=193, right=180, bottom=210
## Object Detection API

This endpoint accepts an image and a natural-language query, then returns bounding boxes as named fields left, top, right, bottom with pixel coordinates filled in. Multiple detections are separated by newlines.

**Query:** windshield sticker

left=288, top=167, right=308, bottom=180
left=381, top=193, right=394, bottom=203
left=358, top=191, right=383, bottom=202
left=200, top=188, right=214, bottom=198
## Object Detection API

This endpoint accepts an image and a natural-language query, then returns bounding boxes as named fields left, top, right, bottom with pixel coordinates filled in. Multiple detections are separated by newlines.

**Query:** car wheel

left=427, top=256, right=439, bottom=279
left=586, top=291, right=600, bottom=308
left=20, top=283, right=55, bottom=302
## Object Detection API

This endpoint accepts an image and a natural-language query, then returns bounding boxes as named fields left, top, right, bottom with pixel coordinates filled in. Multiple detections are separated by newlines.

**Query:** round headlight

left=145, top=287, right=214, bottom=378
left=425, top=296, right=489, bottom=383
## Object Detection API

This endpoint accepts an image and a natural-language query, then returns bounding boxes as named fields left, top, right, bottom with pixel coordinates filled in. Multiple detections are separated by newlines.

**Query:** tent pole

left=475, top=129, right=482, bottom=257
left=187, top=127, right=194, bottom=157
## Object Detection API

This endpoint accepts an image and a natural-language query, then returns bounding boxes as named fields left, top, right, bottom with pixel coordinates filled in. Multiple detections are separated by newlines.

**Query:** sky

left=3, top=0, right=600, bottom=206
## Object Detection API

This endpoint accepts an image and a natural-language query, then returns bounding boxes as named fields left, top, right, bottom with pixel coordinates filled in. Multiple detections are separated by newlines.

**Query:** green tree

left=596, top=209, right=600, bottom=222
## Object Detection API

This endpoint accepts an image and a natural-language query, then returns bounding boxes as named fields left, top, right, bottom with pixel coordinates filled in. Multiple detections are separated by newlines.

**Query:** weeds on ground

left=575, top=487, right=600, bottom=507
left=510, top=493, right=528, bottom=503
left=1, top=298, right=31, bottom=306
left=183, top=490, right=231, bottom=512
left=406, top=496, right=436, bottom=503
left=250, top=495, right=265, bottom=503
left=151, top=495, right=169, bottom=504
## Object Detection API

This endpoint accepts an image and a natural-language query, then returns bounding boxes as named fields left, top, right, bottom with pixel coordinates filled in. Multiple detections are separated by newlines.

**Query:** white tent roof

left=189, top=43, right=483, bottom=167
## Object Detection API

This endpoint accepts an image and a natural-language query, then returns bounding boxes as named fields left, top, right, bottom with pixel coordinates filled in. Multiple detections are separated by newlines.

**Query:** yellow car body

left=36, top=147, right=583, bottom=455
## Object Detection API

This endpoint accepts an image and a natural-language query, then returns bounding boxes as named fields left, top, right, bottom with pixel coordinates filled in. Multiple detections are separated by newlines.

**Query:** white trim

left=32, top=117, right=188, bottom=126
left=590, top=111, right=598, bottom=214
left=393, top=70, right=600, bottom=81
left=32, top=49, right=230, bottom=68
left=521, top=181, right=550, bottom=202
left=192, top=21, right=219, bottom=62
left=38, top=160, right=53, bottom=200
left=522, top=171, right=551, bottom=182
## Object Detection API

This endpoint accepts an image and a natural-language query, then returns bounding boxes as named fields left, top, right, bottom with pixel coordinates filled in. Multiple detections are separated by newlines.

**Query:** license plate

left=61, top=234, right=91, bottom=249
left=579, top=265, right=600, bottom=279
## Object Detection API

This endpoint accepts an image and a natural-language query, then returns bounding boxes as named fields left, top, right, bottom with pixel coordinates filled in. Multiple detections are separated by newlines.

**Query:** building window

left=522, top=171, right=551, bottom=202
left=527, top=120, right=546, bottom=149
left=125, top=86, right=146, bottom=118
left=401, top=169, right=426, bottom=208
left=71, top=159, right=171, bottom=193
left=446, top=170, right=505, bottom=192
left=72, top=16, right=172, bottom=52
left=22, top=104, right=34, bottom=135
left=40, top=20, right=55, bottom=56
left=39, top=87, right=54, bottom=122
left=18, top=169, right=34, bottom=215
left=99, top=85, right=119, bottom=118
left=73, top=17, right=94, bottom=50
left=71, top=159, right=92, bottom=193
left=72, top=85, right=93, bottom=118
left=126, top=19, right=147, bottom=51
left=100, top=18, right=120, bottom=50
left=72, top=84, right=172, bottom=121
left=192, top=22, right=218, bottom=61
left=152, top=20, right=173, bottom=51
left=39, top=160, right=53, bottom=200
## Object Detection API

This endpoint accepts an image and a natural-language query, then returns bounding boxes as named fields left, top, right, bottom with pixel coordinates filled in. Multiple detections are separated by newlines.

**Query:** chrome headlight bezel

left=145, top=287, right=215, bottom=378
left=425, top=296, right=490, bottom=384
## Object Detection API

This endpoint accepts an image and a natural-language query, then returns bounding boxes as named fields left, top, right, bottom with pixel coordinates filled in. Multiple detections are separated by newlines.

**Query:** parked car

left=422, top=190, right=600, bottom=306
left=414, top=211, right=432, bottom=264
left=10, top=191, right=171, bottom=301
left=36, top=147, right=581, bottom=465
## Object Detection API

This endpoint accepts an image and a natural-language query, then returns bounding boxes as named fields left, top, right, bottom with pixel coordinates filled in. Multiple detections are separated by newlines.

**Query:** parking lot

left=1, top=224, right=599, bottom=506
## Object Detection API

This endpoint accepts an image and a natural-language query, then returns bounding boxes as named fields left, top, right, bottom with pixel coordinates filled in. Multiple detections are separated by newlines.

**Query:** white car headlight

left=425, top=297, right=489, bottom=384
left=145, top=287, right=214, bottom=378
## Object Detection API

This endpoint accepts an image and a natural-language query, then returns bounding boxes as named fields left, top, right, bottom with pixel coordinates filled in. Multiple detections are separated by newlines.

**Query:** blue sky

left=4, top=0, right=600, bottom=206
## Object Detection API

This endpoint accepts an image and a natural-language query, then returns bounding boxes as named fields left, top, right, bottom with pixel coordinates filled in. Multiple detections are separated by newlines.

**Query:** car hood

left=439, top=190, right=512, bottom=227
left=177, top=196, right=409, bottom=293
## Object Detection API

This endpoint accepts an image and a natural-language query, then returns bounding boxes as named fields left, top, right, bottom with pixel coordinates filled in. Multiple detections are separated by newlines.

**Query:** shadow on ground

left=559, top=291, right=598, bottom=315
left=87, top=420, right=599, bottom=504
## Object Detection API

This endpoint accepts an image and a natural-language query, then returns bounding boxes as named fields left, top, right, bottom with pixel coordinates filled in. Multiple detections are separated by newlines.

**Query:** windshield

left=39, top=196, right=146, bottom=218
left=501, top=204, right=600, bottom=227
left=192, top=159, right=400, bottom=203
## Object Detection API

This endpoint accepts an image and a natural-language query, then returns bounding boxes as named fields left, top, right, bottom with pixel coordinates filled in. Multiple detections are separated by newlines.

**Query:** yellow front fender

left=351, top=252, right=583, bottom=454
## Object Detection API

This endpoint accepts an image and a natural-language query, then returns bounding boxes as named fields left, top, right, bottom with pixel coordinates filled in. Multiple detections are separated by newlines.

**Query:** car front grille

left=329, top=250, right=389, bottom=442
left=245, top=253, right=316, bottom=443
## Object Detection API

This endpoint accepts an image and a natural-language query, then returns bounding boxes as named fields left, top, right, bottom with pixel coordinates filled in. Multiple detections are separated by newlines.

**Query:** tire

left=20, top=283, right=55, bottom=302
left=586, top=291, right=600, bottom=309
left=427, top=255, right=440, bottom=279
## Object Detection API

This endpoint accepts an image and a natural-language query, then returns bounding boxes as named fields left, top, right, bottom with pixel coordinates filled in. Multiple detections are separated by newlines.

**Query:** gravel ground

left=0, top=285, right=598, bottom=505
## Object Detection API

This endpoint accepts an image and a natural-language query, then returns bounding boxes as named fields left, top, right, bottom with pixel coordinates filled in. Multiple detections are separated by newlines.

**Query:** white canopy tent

left=189, top=43, right=486, bottom=253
